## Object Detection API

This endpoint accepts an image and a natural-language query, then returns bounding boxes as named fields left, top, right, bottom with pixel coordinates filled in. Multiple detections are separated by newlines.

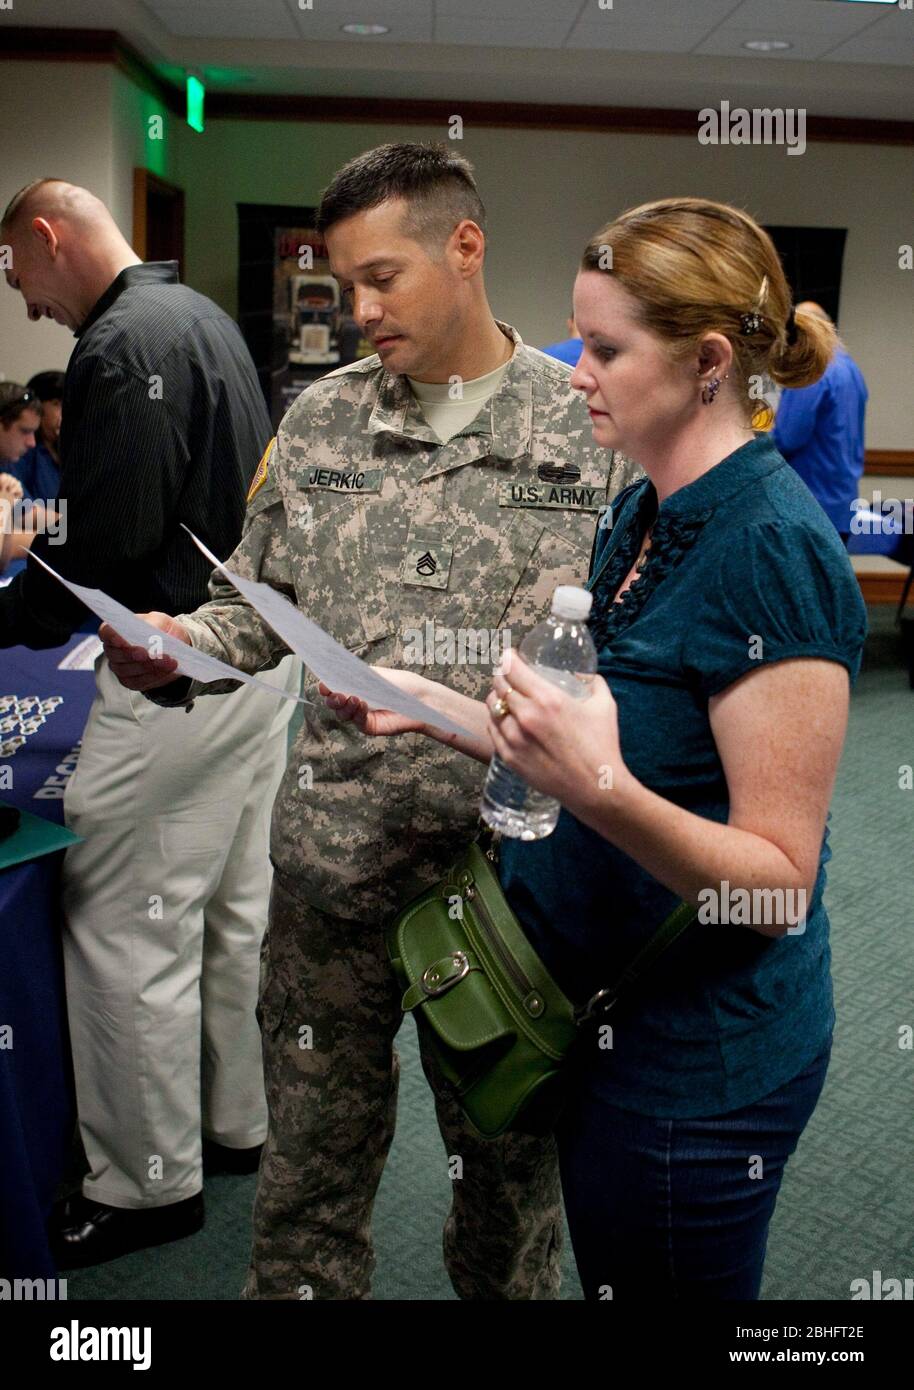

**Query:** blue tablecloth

left=0, top=632, right=97, bottom=1277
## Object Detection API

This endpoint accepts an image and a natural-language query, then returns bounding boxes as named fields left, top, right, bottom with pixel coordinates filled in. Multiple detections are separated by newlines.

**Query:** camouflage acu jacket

left=163, top=321, right=640, bottom=918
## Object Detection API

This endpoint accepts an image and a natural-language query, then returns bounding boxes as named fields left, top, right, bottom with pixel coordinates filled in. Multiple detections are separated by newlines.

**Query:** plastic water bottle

left=480, top=585, right=598, bottom=840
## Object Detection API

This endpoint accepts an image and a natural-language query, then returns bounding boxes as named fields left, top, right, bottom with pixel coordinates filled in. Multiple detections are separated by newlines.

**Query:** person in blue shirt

left=0, top=380, right=42, bottom=570
left=10, top=368, right=64, bottom=505
left=773, top=303, right=868, bottom=541
left=541, top=309, right=583, bottom=367
left=318, top=197, right=866, bottom=1301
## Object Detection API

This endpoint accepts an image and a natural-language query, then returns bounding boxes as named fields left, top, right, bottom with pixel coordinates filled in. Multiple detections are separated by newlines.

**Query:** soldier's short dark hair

left=316, top=143, right=486, bottom=251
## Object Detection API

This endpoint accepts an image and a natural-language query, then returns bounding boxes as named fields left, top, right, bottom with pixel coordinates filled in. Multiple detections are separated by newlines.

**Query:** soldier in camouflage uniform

left=102, top=143, right=640, bottom=1299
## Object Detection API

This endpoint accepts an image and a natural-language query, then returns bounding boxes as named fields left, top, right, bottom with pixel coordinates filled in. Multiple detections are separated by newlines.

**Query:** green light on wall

left=186, top=75, right=205, bottom=133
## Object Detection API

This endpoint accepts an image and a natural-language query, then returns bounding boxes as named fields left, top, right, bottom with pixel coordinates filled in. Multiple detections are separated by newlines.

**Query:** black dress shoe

left=202, top=1138, right=263, bottom=1176
left=51, top=1191, right=204, bottom=1270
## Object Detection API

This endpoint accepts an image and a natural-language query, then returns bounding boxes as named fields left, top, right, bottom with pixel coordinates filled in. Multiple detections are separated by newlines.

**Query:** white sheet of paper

left=28, top=551, right=308, bottom=704
left=183, top=526, right=473, bottom=739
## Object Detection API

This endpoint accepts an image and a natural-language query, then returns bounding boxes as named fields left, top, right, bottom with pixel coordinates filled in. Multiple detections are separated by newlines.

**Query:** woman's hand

left=318, top=666, right=428, bottom=738
left=485, top=649, right=629, bottom=813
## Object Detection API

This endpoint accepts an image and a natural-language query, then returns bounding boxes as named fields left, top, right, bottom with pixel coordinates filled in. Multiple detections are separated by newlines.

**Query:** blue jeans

left=555, top=1039, right=831, bottom=1300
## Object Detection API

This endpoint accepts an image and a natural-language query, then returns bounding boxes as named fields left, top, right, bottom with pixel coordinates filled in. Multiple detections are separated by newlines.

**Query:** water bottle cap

left=551, top=586, right=593, bottom=620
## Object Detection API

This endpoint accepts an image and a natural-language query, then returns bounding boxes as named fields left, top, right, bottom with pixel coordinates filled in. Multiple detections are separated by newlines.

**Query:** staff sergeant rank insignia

left=403, top=528, right=453, bottom=590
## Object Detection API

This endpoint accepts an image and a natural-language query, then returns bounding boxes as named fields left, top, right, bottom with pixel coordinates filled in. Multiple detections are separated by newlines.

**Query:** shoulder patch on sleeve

left=247, top=438, right=274, bottom=503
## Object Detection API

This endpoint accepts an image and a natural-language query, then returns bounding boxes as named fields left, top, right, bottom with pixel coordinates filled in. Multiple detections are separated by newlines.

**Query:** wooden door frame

left=132, top=168, right=185, bottom=262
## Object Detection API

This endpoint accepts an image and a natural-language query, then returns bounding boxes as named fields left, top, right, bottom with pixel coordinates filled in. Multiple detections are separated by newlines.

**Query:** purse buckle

left=421, top=950, right=472, bottom=998
left=575, top=987, right=618, bottom=1025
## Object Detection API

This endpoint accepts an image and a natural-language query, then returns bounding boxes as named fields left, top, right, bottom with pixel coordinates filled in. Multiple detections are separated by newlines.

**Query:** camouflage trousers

left=241, top=870, right=563, bottom=1300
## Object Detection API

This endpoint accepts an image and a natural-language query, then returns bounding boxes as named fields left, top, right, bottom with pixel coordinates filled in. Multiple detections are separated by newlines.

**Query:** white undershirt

left=407, top=358, right=511, bottom=444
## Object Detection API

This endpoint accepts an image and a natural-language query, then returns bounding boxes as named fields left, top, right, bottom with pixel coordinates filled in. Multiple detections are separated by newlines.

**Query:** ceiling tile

left=725, top=0, right=892, bottom=37
left=433, top=19, right=579, bottom=48
left=692, top=27, right=850, bottom=60
left=292, top=0, right=429, bottom=9
left=289, top=0, right=433, bottom=21
left=435, top=0, right=584, bottom=17
left=147, top=1, right=436, bottom=44
left=863, top=4, right=914, bottom=37
left=289, top=13, right=435, bottom=42
left=820, top=34, right=914, bottom=64
left=566, top=23, right=727, bottom=53
left=572, top=0, right=741, bottom=21
left=145, top=0, right=263, bottom=6
left=148, top=4, right=299, bottom=40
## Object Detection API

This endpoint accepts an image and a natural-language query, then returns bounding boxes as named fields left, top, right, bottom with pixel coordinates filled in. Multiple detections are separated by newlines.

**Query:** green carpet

left=64, top=608, right=913, bottom=1300
left=760, top=607, right=914, bottom=1300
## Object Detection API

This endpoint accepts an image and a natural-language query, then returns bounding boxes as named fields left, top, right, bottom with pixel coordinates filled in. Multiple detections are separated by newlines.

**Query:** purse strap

left=475, top=823, right=698, bottom=1029
left=574, top=899, right=697, bottom=1025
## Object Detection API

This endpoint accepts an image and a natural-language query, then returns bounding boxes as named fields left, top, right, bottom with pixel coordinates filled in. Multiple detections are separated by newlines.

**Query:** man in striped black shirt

left=1, top=180, right=299, bottom=1266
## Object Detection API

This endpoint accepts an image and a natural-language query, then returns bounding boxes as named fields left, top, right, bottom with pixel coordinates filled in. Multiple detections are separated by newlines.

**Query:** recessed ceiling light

left=341, top=23, right=390, bottom=35
left=743, top=39, right=794, bottom=52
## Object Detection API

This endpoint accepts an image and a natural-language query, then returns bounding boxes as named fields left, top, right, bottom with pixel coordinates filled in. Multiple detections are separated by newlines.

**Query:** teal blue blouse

left=498, top=434, right=868, bottom=1117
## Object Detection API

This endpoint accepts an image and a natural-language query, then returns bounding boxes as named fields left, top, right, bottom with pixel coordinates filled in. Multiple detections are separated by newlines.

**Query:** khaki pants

left=61, top=654, right=300, bottom=1209
left=243, top=871, right=564, bottom=1300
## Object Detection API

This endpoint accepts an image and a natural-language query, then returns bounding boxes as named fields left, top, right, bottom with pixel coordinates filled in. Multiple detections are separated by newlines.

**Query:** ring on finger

left=491, top=690, right=512, bottom=720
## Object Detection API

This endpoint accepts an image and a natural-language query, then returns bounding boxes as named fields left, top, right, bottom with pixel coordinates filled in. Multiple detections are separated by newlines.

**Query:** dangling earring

left=698, top=370, right=728, bottom=405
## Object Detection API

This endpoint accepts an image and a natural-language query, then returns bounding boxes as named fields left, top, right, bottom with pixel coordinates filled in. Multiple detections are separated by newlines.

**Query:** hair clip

left=740, top=311, right=764, bottom=336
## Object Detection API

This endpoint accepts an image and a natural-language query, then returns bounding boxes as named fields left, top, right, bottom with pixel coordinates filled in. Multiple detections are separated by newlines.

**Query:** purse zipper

left=464, top=879, right=535, bottom=1000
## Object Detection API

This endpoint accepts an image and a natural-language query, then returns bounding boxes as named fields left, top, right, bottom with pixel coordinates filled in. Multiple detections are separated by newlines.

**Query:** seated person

left=0, top=382, right=43, bottom=570
left=12, top=369, right=64, bottom=505
left=317, top=198, right=867, bottom=1301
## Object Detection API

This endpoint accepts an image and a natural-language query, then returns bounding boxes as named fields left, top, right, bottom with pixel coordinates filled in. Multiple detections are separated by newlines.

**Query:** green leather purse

left=386, top=832, right=697, bottom=1140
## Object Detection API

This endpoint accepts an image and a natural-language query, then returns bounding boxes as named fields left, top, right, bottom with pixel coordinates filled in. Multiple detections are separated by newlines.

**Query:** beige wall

left=0, top=61, right=183, bottom=386
left=0, top=63, right=113, bottom=384
left=1, top=59, right=912, bottom=447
